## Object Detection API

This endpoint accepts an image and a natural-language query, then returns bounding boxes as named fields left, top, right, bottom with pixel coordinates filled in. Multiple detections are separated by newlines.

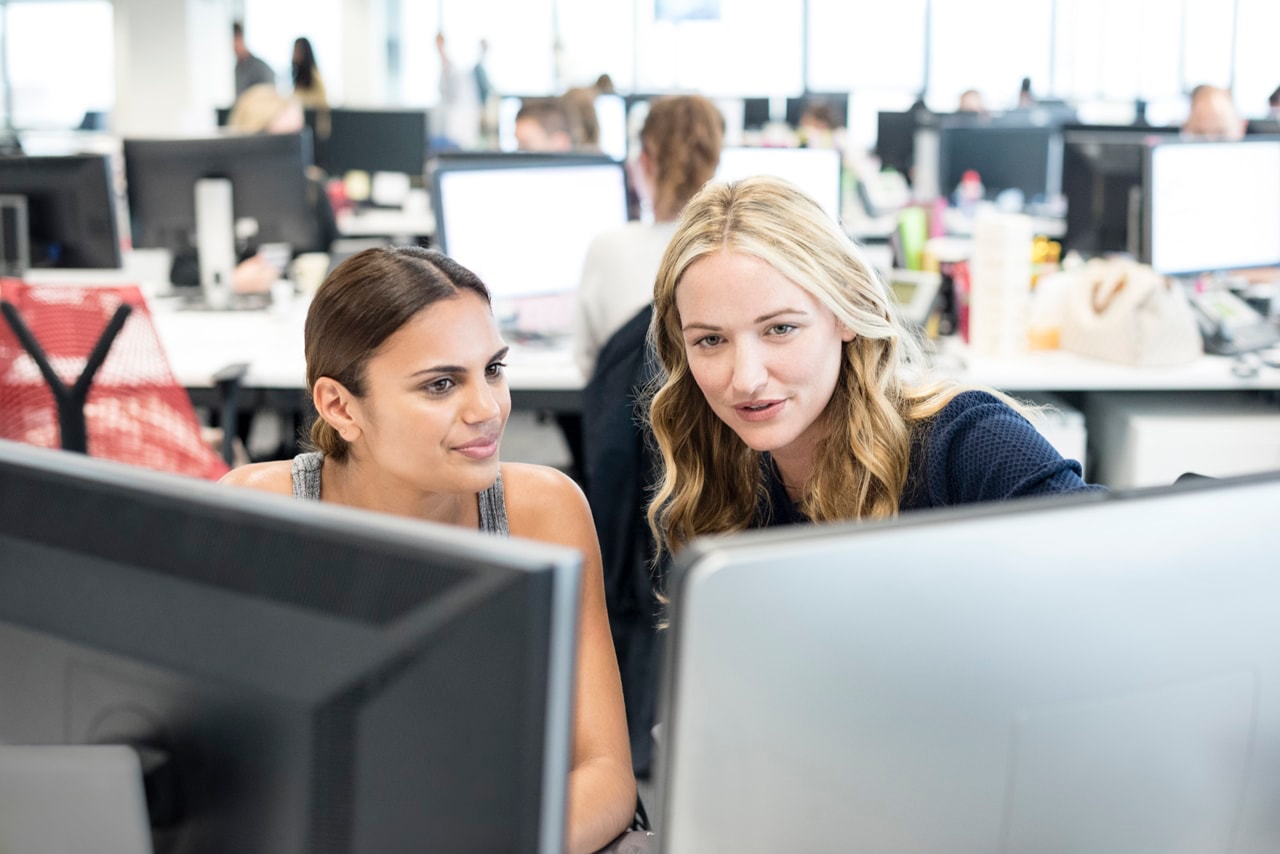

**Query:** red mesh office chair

left=0, top=278, right=229, bottom=480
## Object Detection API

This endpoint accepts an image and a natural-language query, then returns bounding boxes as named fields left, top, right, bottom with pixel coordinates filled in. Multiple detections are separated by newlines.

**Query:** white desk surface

left=149, top=294, right=1280, bottom=398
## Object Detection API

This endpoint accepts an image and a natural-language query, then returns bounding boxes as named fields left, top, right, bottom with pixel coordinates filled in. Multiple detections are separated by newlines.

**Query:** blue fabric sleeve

left=916, top=391, right=1104, bottom=506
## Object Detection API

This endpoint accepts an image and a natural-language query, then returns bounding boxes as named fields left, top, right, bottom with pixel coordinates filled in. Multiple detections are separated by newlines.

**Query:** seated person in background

left=797, top=102, right=838, bottom=149
left=958, top=88, right=987, bottom=115
left=1182, top=84, right=1246, bottom=140
left=220, top=246, right=637, bottom=854
left=574, top=94, right=724, bottom=377
left=1271, top=85, right=1280, bottom=118
left=515, top=96, right=575, bottom=152
left=645, top=177, right=1103, bottom=555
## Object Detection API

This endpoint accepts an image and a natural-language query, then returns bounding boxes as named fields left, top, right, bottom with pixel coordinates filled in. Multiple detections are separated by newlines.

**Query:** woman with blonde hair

left=647, top=176, right=1100, bottom=553
left=573, top=94, right=724, bottom=377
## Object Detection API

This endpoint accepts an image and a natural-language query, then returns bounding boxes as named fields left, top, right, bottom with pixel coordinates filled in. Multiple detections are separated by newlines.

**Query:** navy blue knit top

left=757, top=390, right=1104, bottom=526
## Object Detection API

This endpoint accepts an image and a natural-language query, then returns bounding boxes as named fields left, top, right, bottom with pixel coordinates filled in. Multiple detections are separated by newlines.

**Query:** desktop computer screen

left=876, top=110, right=919, bottom=178
left=432, top=155, right=628, bottom=332
left=657, top=472, right=1280, bottom=853
left=936, top=119, right=1063, bottom=201
left=0, top=440, right=580, bottom=854
left=784, top=92, right=849, bottom=129
left=0, top=154, right=122, bottom=270
left=715, top=146, right=843, bottom=220
left=1060, top=125, right=1177, bottom=256
left=499, top=95, right=628, bottom=162
left=324, top=108, right=428, bottom=177
left=123, top=133, right=322, bottom=256
left=1143, top=136, right=1280, bottom=275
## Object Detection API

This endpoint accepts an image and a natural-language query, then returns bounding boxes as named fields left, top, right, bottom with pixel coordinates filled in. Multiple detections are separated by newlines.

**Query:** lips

left=734, top=399, right=785, bottom=422
left=453, top=434, right=501, bottom=459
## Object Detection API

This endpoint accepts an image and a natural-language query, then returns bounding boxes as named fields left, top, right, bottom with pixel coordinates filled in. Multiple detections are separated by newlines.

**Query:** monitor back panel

left=658, top=475, right=1280, bottom=854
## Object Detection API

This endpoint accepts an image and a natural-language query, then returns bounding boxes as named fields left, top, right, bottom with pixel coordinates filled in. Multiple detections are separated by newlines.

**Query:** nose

left=730, top=341, right=768, bottom=398
left=463, top=378, right=504, bottom=424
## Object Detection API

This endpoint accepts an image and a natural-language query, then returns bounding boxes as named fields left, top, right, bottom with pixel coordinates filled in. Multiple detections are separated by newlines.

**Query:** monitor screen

left=785, top=92, right=849, bottom=129
left=715, top=146, right=843, bottom=220
left=876, top=110, right=918, bottom=178
left=657, top=472, right=1280, bottom=852
left=1060, top=126, right=1177, bottom=256
left=0, top=439, right=579, bottom=854
left=498, top=96, right=627, bottom=162
left=432, top=156, right=628, bottom=330
left=741, top=97, right=772, bottom=130
left=324, top=108, right=428, bottom=176
left=123, top=133, right=321, bottom=256
left=1144, top=137, right=1280, bottom=275
left=0, top=154, right=122, bottom=270
left=936, top=120, right=1063, bottom=201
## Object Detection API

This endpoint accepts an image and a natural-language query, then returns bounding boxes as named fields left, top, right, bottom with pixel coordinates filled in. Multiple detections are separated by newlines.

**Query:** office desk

left=150, top=294, right=584, bottom=412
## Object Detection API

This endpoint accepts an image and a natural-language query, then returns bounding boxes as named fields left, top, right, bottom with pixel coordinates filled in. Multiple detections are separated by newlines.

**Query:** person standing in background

left=290, top=37, right=328, bottom=109
left=233, top=21, right=275, bottom=98
left=435, top=32, right=482, bottom=150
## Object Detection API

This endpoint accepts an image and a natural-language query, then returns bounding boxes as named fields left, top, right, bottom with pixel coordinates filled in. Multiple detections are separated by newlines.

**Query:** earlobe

left=838, top=321, right=856, bottom=342
left=313, top=377, right=362, bottom=441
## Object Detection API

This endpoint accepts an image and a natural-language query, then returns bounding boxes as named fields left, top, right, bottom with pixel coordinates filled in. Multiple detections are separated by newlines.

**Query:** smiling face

left=347, top=290, right=511, bottom=496
left=676, top=250, right=854, bottom=484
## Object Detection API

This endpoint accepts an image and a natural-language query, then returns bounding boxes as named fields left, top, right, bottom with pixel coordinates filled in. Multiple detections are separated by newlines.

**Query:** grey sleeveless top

left=290, top=451, right=510, bottom=536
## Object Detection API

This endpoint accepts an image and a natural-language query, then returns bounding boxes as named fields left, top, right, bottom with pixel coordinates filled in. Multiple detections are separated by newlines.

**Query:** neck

left=322, top=455, right=474, bottom=527
left=770, top=449, right=812, bottom=503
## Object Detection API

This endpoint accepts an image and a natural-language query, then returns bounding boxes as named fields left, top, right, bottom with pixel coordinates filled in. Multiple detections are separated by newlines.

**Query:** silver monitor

left=714, top=146, right=843, bottom=221
left=657, top=473, right=1280, bottom=853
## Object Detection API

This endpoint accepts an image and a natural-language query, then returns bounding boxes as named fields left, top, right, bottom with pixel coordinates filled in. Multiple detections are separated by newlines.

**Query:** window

left=6, top=1, right=114, bottom=128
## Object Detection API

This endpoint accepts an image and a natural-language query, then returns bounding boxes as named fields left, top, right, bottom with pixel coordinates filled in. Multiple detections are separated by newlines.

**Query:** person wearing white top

left=573, top=95, right=725, bottom=378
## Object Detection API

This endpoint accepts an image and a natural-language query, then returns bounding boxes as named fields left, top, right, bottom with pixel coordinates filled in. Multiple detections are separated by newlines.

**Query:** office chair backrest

left=0, top=279, right=228, bottom=479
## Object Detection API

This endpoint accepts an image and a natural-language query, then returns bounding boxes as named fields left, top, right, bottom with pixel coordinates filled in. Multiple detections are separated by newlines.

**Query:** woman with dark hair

left=221, top=246, right=637, bottom=854
left=290, top=36, right=328, bottom=109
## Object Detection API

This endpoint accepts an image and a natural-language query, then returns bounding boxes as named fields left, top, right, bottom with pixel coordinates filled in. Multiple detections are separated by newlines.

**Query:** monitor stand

left=194, top=177, right=236, bottom=311
left=0, top=193, right=31, bottom=277
left=0, top=745, right=154, bottom=854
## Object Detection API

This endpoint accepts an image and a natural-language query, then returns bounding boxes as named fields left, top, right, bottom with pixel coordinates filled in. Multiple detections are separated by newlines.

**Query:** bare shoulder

left=218, top=460, right=294, bottom=495
left=501, top=463, right=593, bottom=546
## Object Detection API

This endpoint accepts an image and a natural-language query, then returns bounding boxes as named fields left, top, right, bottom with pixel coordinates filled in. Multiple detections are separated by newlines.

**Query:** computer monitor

left=1143, top=136, right=1280, bottom=275
left=656, top=472, right=1280, bottom=852
left=741, top=97, right=772, bottom=130
left=936, top=119, right=1063, bottom=201
left=785, top=92, right=849, bottom=129
left=123, top=133, right=322, bottom=256
left=1060, top=125, right=1177, bottom=256
left=1246, top=118, right=1280, bottom=136
left=876, top=110, right=919, bottom=178
left=0, top=154, right=122, bottom=271
left=0, top=440, right=579, bottom=854
left=715, top=146, right=843, bottom=220
left=499, top=96, right=628, bottom=162
left=431, top=155, right=628, bottom=333
left=324, top=108, right=428, bottom=177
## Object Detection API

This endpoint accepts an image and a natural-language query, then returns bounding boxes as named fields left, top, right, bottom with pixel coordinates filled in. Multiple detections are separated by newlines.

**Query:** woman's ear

left=838, top=320, right=857, bottom=342
left=313, top=377, right=362, bottom=442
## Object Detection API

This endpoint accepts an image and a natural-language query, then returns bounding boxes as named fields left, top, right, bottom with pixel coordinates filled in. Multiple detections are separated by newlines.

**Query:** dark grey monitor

left=0, top=440, right=579, bottom=854
left=0, top=154, right=122, bottom=270
left=657, top=472, right=1280, bottom=853
left=123, top=133, right=322, bottom=255
left=937, top=118, right=1063, bottom=201
left=324, top=108, right=428, bottom=177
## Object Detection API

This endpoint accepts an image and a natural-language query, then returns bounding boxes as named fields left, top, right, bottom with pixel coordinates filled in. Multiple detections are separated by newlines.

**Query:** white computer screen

left=1147, top=139, right=1280, bottom=275
left=434, top=161, right=629, bottom=309
left=715, top=146, right=843, bottom=221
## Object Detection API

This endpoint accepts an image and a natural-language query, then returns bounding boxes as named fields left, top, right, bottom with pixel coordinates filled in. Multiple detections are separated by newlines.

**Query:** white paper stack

left=968, top=211, right=1033, bottom=357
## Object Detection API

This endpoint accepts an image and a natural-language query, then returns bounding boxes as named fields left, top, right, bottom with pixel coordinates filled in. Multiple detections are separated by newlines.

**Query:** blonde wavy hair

left=646, top=176, right=965, bottom=554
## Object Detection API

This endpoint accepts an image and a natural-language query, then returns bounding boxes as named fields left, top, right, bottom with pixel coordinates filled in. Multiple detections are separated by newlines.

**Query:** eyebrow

left=410, top=346, right=509, bottom=377
left=682, top=308, right=809, bottom=333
